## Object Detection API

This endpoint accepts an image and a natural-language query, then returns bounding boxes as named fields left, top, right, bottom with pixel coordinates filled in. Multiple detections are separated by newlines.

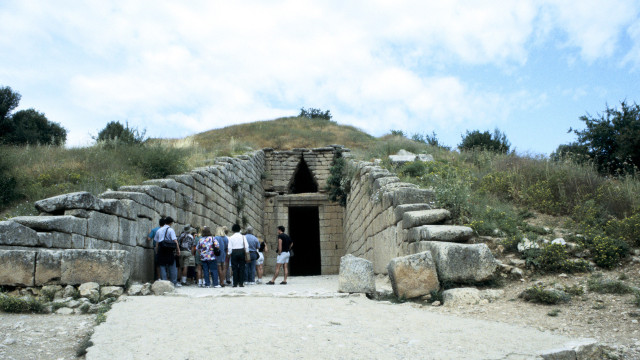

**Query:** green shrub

left=523, top=243, right=591, bottom=274
left=0, top=294, right=46, bottom=313
left=587, top=277, right=635, bottom=294
left=591, top=235, right=629, bottom=269
left=399, top=160, right=427, bottom=178
left=326, top=152, right=352, bottom=207
left=126, top=144, right=188, bottom=179
left=605, top=213, right=640, bottom=247
left=458, top=128, right=510, bottom=153
left=563, top=285, right=585, bottom=296
left=519, top=285, right=571, bottom=305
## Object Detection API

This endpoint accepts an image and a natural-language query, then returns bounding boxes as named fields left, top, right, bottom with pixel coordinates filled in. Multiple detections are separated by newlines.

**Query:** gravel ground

left=2, top=272, right=639, bottom=359
left=0, top=313, right=94, bottom=360
left=85, top=276, right=593, bottom=360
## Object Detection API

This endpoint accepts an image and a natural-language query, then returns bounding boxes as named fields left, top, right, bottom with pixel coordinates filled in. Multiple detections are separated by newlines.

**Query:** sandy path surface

left=86, top=276, right=594, bottom=360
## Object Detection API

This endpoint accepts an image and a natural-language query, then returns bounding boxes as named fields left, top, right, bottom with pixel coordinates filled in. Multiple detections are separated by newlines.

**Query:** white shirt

left=154, top=225, right=177, bottom=243
left=227, top=232, right=248, bottom=253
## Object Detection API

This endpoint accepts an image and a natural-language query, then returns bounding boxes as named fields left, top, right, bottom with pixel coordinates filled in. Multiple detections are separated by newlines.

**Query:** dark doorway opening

left=288, top=206, right=321, bottom=276
left=290, top=158, right=318, bottom=194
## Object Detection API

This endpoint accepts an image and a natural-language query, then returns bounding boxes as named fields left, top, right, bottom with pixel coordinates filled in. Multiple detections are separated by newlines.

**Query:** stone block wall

left=343, top=161, right=435, bottom=274
left=0, top=151, right=266, bottom=286
left=263, top=147, right=338, bottom=194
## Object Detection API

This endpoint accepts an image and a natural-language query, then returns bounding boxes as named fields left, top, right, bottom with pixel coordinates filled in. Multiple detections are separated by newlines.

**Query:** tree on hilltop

left=458, top=128, right=510, bottom=153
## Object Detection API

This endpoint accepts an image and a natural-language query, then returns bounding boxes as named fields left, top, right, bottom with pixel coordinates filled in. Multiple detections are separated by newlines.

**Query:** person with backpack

left=147, top=217, right=165, bottom=280
left=177, top=225, right=196, bottom=286
left=197, top=226, right=221, bottom=288
left=154, top=216, right=180, bottom=286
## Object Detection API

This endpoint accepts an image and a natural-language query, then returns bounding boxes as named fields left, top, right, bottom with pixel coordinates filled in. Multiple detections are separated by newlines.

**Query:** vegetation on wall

left=326, top=150, right=352, bottom=207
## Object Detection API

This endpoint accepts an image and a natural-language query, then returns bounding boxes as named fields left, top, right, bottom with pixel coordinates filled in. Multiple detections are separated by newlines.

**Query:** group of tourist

left=146, top=218, right=293, bottom=288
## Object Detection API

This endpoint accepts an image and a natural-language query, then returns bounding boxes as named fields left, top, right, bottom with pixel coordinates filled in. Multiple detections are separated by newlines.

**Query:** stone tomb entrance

left=288, top=206, right=321, bottom=276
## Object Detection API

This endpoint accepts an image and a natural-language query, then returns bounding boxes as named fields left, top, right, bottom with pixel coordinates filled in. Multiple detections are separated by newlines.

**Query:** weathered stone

left=35, top=250, right=62, bottom=285
left=99, top=191, right=155, bottom=210
left=119, top=185, right=165, bottom=202
left=141, top=283, right=152, bottom=296
left=388, top=187, right=435, bottom=207
left=0, top=221, right=39, bottom=246
left=143, top=178, right=180, bottom=192
left=423, top=242, right=498, bottom=283
left=389, top=150, right=434, bottom=164
left=402, top=209, right=450, bottom=229
left=64, top=209, right=91, bottom=218
left=338, top=254, right=376, bottom=294
left=0, top=250, right=35, bottom=286
left=406, top=225, right=473, bottom=243
left=127, top=284, right=144, bottom=296
left=101, top=199, right=131, bottom=219
left=387, top=251, right=439, bottom=299
left=118, top=218, right=138, bottom=247
left=538, top=339, right=602, bottom=360
left=41, top=284, right=63, bottom=299
left=35, top=192, right=103, bottom=213
left=37, top=232, right=72, bottom=248
left=480, top=289, right=504, bottom=302
left=394, top=204, right=433, bottom=223
left=442, top=288, right=482, bottom=307
left=60, top=250, right=131, bottom=286
left=63, top=285, right=77, bottom=298
left=151, top=280, right=174, bottom=295
left=79, top=282, right=100, bottom=303
left=86, top=211, right=119, bottom=242
left=100, top=286, right=124, bottom=299
left=11, top=216, right=87, bottom=235
left=55, top=307, right=74, bottom=315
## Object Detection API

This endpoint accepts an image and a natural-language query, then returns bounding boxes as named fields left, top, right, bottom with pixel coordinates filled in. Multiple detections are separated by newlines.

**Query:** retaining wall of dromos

left=343, top=160, right=435, bottom=274
left=0, top=151, right=266, bottom=286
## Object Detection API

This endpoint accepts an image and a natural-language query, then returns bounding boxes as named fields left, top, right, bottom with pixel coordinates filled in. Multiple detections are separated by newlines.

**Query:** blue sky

left=1, top=1, right=639, bottom=155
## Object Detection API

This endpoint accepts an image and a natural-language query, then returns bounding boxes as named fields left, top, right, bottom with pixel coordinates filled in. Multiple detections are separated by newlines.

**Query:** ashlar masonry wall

left=343, top=160, right=435, bottom=274
left=0, top=151, right=266, bottom=286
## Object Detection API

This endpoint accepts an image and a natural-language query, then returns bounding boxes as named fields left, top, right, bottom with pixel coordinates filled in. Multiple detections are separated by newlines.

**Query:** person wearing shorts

left=256, top=239, right=268, bottom=284
left=266, top=225, right=293, bottom=285
left=178, top=226, right=196, bottom=286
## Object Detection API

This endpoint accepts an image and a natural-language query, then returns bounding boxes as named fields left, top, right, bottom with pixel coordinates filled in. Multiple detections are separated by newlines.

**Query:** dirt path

left=85, top=276, right=595, bottom=360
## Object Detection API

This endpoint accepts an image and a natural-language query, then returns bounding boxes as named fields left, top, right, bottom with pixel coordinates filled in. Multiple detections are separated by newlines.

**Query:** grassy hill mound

left=155, top=116, right=377, bottom=153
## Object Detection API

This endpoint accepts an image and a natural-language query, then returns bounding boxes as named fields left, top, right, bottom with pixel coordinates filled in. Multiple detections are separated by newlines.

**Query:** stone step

left=402, top=209, right=450, bottom=229
left=406, top=225, right=473, bottom=243
left=393, top=203, right=433, bottom=223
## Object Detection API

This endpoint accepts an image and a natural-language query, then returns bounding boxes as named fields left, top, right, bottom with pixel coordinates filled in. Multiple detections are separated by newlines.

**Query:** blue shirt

left=246, top=233, right=260, bottom=252
left=148, top=226, right=160, bottom=246
left=215, top=236, right=228, bottom=262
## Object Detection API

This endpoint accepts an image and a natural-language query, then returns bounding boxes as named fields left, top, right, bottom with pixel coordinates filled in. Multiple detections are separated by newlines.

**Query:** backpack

left=178, top=232, right=190, bottom=249
left=159, top=227, right=177, bottom=249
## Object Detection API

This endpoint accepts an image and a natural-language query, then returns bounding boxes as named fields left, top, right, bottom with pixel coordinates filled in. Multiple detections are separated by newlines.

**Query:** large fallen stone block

left=0, top=250, right=36, bottom=286
left=338, top=254, right=376, bottom=294
left=35, top=191, right=103, bottom=214
left=11, top=216, right=87, bottom=235
left=0, top=221, right=39, bottom=246
left=406, top=225, right=473, bottom=243
left=402, top=209, right=450, bottom=229
left=35, top=250, right=62, bottom=285
left=387, top=251, right=439, bottom=299
left=423, top=242, right=498, bottom=283
left=60, top=250, right=131, bottom=286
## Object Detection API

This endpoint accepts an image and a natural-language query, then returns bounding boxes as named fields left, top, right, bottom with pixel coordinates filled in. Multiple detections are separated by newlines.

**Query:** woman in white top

left=227, top=223, right=249, bottom=287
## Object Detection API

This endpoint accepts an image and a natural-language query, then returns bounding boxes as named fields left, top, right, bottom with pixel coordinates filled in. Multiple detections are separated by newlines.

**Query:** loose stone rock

left=338, top=254, right=376, bottom=294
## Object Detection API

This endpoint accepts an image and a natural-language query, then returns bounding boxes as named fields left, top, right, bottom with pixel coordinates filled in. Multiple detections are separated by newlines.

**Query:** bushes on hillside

left=458, top=128, right=510, bottom=153
left=95, top=121, right=146, bottom=145
left=556, top=101, right=640, bottom=176
left=298, top=107, right=332, bottom=121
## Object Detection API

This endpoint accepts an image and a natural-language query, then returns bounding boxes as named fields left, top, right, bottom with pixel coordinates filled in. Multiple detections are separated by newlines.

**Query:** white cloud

left=0, top=0, right=638, bottom=149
